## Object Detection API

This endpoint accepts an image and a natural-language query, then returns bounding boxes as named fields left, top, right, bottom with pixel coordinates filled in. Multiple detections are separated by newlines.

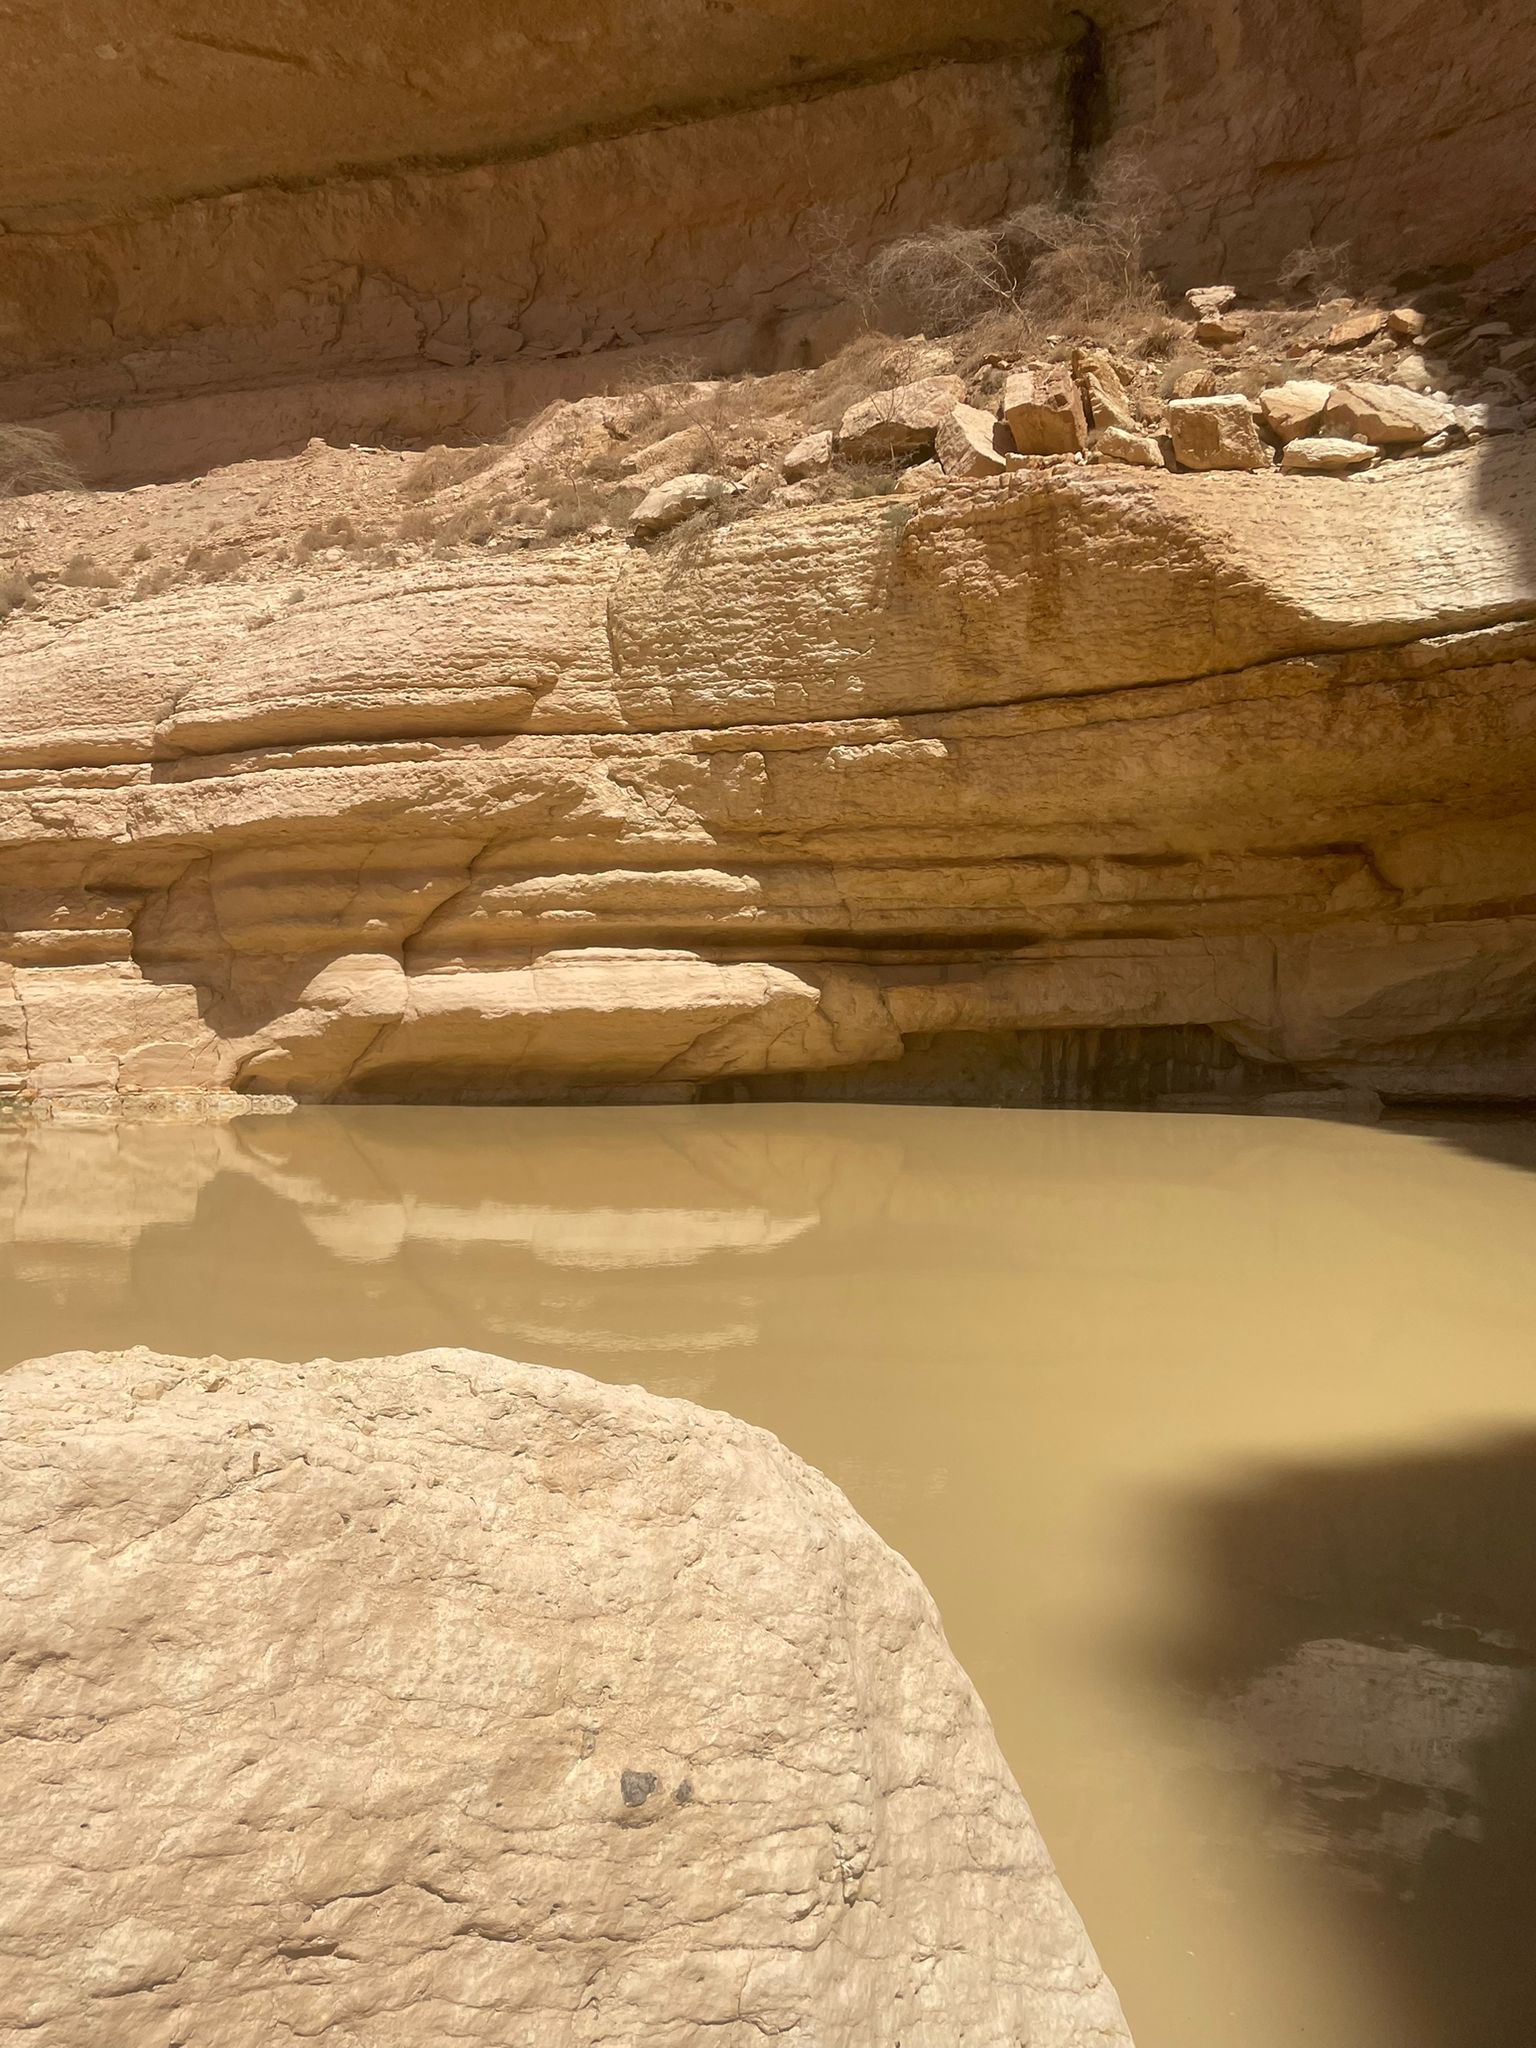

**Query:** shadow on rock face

left=1157, top=1430, right=1536, bottom=2048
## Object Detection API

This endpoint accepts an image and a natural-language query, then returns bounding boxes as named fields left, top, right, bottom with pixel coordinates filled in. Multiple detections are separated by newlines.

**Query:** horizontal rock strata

left=0, top=1345, right=1131, bottom=2046
left=2, top=437, right=1535, bottom=1107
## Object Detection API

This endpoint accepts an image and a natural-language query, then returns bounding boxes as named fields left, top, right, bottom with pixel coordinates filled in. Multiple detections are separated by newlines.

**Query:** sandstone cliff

left=2, top=1, right=1532, bottom=480
left=2, top=5, right=1534, bottom=1112
left=0, top=1345, right=1131, bottom=2046
left=2, top=414, right=1535, bottom=1110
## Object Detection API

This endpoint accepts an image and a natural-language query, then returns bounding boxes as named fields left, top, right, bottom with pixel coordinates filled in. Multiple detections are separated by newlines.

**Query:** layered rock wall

left=3, top=1, right=1533, bottom=479
left=3, top=438, right=1534, bottom=1110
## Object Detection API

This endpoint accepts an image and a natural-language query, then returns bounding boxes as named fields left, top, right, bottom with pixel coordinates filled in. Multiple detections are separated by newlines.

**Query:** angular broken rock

left=895, top=458, right=945, bottom=493
left=1388, top=306, right=1428, bottom=340
left=1258, top=379, right=1333, bottom=442
left=1322, top=308, right=1389, bottom=349
left=1391, top=353, right=1434, bottom=393
left=837, top=375, right=966, bottom=462
left=1166, top=392, right=1274, bottom=471
left=1167, top=364, right=1218, bottom=400
left=1195, top=314, right=1245, bottom=346
left=0, top=1347, right=1134, bottom=2048
left=1280, top=435, right=1379, bottom=474
left=1093, top=426, right=1166, bottom=467
left=1072, top=347, right=1138, bottom=434
left=630, top=471, right=736, bottom=539
left=1002, top=364, right=1088, bottom=454
left=1323, top=380, right=1456, bottom=446
left=935, top=402, right=1010, bottom=477
left=1457, top=400, right=1523, bottom=437
left=1186, top=285, right=1237, bottom=319
left=782, top=428, right=835, bottom=481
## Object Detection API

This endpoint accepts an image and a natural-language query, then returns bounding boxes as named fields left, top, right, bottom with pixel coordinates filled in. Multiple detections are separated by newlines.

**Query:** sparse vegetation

left=0, top=569, right=37, bottom=618
left=1278, top=240, right=1355, bottom=304
left=184, top=541, right=249, bottom=581
left=0, top=424, right=79, bottom=498
left=398, top=443, right=501, bottom=502
left=863, top=153, right=1169, bottom=357
left=58, top=553, right=119, bottom=589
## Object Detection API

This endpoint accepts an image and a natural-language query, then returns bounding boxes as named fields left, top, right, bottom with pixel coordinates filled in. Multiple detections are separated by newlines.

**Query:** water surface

left=3, top=1104, right=1534, bottom=2047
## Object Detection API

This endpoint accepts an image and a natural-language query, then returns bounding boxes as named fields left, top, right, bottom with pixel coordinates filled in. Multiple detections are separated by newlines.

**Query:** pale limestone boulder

left=1391, top=353, right=1434, bottom=392
left=1258, top=379, right=1333, bottom=441
left=1388, top=306, right=1428, bottom=339
left=0, top=1346, right=1133, bottom=2048
left=1072, top=347, right=1138, bottom=434
left=1166, top=392, right=1273, bottom=470
left=1093, top=426, right=1166, bottom=467
left=1323, top=380, right=1456, bottom=446
left=1002, top=365, right=1088, bottom=455
left=1194, top=313, right=1244, bottom=346
left=781, top=427, right=834, bottom=481
left=837, top=375, right=965, bottom=462
left=934, top=402, right=1009, bottom=478
left=629, top=470, right=736, bottom=539
left=1457, top=400, right=1523, bottom=437
left=1322, top=307, right=1388, bottom=349
left=895, top=458, right=945, bottom=493
left=1280, top=435, right=1379, bottom=474
left=1185, top=285, right=1237, bottom=318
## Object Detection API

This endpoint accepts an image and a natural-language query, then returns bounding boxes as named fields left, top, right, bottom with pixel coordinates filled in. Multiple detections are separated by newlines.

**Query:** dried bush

left=1277, top=240, right=1355, bottom=304
left=59, top=553, right=119, bottom=589
left=0, top=568, right=37, bottom=618
left=864, top=152, right=1168, bottom=353
left=0, top=424, right=79, bottom=497
left=398, top=443, right=500, bottom=502
left=295, top=514, right=387, bottom=559
left=184, top=541, right=249, bottom=581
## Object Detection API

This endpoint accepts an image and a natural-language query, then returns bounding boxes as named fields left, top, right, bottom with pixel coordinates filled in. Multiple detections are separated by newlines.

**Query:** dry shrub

left=0, top=424, right=79, bottom=497
left=517, top=463, right=643, bottom=540
left=1278, top=240, right=1355, bottom=304
left=615, top=347, right=707, bottom=396
left=184, top=541, right=248, bottom=581
left=135, top=561, right=180, bottom=599
left=295, top=514, right=387, bottom=559
left=398, top=442, right=500, bottom=502
left=0, top=568, right=36, bottom=617
left=59, top=553, right=119, bottom=589
left=864, top=152, right=1168, bottom=355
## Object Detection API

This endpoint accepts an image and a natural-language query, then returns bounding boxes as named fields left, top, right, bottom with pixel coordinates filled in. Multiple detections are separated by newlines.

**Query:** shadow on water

left=1386, top=1110, right=1536, bottom=1180
left=1159, top=1432, right=1536, bottom=2048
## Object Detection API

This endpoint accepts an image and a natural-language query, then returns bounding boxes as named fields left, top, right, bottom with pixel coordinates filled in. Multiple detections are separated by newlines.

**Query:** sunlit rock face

left=0, top=1344, right=1131, bottom=2048
left=3, top=438, right=1536, bottom=1110
left=2, top=0, right=1532, bottom=478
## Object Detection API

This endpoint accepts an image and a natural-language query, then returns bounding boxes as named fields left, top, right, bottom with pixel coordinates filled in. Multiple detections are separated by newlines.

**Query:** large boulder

left=0, top=1347, right=1132, bottom=2048
left=935, top=401, right=1010, bottom=478
left=1002, top=365, right=1089, bottom=455
left=1166, top=393, right=1273, bottom=471
left=1323, top=381, right=1457, bottom=447
left=837, top=376, right=965, bottom=463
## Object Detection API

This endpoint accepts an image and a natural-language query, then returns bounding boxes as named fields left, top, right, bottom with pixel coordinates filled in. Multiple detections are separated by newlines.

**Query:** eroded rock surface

left=3, top=431, right=1535, bottom=1110
left=0, top=1345, right=1131, bottom=2047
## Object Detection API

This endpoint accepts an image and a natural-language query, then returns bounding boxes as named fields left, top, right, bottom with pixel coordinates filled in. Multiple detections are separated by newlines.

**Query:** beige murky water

left=3, top=1103, right=1534, bottom=2046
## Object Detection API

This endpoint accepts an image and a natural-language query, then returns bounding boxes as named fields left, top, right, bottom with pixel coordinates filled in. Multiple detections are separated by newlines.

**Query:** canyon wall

left=2, top=2, right=1534, bottom=1112
left=2, top=2, right=1533, bottom=480
left=3, top=433, right=1535, bottom=1112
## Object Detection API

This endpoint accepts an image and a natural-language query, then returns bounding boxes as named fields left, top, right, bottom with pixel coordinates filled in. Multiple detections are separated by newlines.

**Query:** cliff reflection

left=3, top=1102, right=1536, bottom=2048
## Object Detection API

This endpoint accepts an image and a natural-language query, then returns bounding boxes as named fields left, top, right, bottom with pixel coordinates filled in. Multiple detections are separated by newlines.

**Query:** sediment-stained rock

left=0, top=1345, right=1132, bottom=2047
left=2, top=437, right=1536, bottom=1108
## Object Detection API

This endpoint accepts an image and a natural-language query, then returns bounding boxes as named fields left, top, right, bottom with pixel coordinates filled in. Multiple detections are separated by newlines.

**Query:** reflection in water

left=3, top=1103, right=1535, bottom=2047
